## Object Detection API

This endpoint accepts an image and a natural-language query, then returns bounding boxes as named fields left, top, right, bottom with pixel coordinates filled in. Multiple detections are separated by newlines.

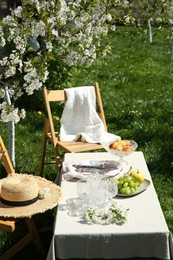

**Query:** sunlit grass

left=73, top=25, right=173, bottom=232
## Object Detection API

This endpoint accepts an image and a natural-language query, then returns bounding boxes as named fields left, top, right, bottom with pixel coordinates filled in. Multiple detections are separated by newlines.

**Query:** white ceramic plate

left=116, top=179, right=151, bottom=197
left=72, top=160, right=125, bottom=179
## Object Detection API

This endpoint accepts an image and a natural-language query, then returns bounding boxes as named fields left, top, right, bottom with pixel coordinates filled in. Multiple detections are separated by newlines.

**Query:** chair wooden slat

left=46, top=89, right=66, bottom=102
left=0, top=217, right=16, bottom=232
left=0, top=135, right=45, bottom=259
left=0, top=136, right=15, bottom=174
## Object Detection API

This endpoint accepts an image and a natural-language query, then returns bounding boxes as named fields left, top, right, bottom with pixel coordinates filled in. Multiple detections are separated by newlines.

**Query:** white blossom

left=5, top=66, right=16, bottom=78
left=13, top=6, right=23, bottom=18
left=46, top=42, right=53, bottom=52
left=29, top=0, right=39, bottom=4
left=52, top=29, right=59, bottom=38
left=3, top=15, right=14, bottom=26
left=124, top=16, right=130, bottom=24
left=43, top=69, right=49, bottom=83
left=32, top=21, right=46, bottom=37
left=0, top=88, right=5, bottom=98
left=25, top=80, right=42, bottom=95
left=106, top=14, right=112, bottom=22
left=0, top=56, right=8, bottom=66
left=0, top=102, right=23, bottom=124
left=85, top=203, right=128, bottom=225
left=111, top=25, right=116, bottom=31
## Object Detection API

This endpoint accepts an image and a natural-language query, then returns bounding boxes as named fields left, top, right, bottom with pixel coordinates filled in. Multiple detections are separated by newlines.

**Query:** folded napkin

left=61, top=160, right=124, bottom=181
left=59, top=86, right=120, bottom=143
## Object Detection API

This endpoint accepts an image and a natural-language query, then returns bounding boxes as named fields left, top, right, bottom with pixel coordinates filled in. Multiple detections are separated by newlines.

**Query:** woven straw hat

left=0, top=173, right=62, bottom=218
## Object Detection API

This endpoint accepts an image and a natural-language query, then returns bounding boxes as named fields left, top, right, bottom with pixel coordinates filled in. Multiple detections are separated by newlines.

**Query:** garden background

left=1, top=24, right=173, bottom=259
left=1, top=1, right=173, bottom=259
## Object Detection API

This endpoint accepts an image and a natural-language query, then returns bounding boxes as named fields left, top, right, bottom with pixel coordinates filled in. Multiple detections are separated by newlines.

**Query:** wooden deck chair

left=0, top=135, right=45, bottom=259
left=40, top=82, right=107, bottom=177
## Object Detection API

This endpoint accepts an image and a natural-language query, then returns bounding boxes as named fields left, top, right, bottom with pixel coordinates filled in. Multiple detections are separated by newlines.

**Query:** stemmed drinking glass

left=101, top=140, right=138, bottom=165
left=76, top=174, right=118, bottom=209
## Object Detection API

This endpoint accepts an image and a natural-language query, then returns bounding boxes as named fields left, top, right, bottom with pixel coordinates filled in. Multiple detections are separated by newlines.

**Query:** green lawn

left=1, top=25, right=173, bottom=258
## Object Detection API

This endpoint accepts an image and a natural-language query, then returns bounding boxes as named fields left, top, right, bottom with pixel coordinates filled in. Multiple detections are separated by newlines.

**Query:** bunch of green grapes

left=117, top=174, right=139, bottom=195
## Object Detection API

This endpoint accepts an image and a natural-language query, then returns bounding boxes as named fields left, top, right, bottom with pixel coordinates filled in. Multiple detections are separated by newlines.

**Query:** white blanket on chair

left=59, top=86, right=120, bottom=143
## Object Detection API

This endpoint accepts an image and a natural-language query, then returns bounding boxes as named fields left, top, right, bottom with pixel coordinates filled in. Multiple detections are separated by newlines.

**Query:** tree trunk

left=148, top=19, right=152, bottom=43
left=5, top=87, right=15, bottom=168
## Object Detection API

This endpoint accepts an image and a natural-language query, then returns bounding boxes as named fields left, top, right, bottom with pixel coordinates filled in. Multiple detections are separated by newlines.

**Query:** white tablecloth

left=47, top=152, right=173, bottom=260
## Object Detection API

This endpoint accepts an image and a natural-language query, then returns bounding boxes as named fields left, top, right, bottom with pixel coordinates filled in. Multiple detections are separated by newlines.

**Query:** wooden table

left=47, top=151, right=173, bottom=260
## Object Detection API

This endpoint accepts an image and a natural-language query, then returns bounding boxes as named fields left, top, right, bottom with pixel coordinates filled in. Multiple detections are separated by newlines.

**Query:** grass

left=1, top=25, right=173, bottom=258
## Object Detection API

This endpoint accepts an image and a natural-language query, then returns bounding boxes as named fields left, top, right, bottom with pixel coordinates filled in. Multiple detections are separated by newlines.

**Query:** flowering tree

left=0, top=0, right=132, bottom=124
left=0, top=0, right=133, bottom=164
left=1, top=0, right=173, bottom=123
left=127, top=0, right=171, bottom=25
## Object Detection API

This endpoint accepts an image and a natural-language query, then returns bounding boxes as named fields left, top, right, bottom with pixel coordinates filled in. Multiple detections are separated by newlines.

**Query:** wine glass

left=76, top=175, right=117, bottom=208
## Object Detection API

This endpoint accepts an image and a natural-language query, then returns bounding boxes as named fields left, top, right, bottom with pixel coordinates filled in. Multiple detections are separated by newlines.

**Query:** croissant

left=109, top=140, right=132, bottom=151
